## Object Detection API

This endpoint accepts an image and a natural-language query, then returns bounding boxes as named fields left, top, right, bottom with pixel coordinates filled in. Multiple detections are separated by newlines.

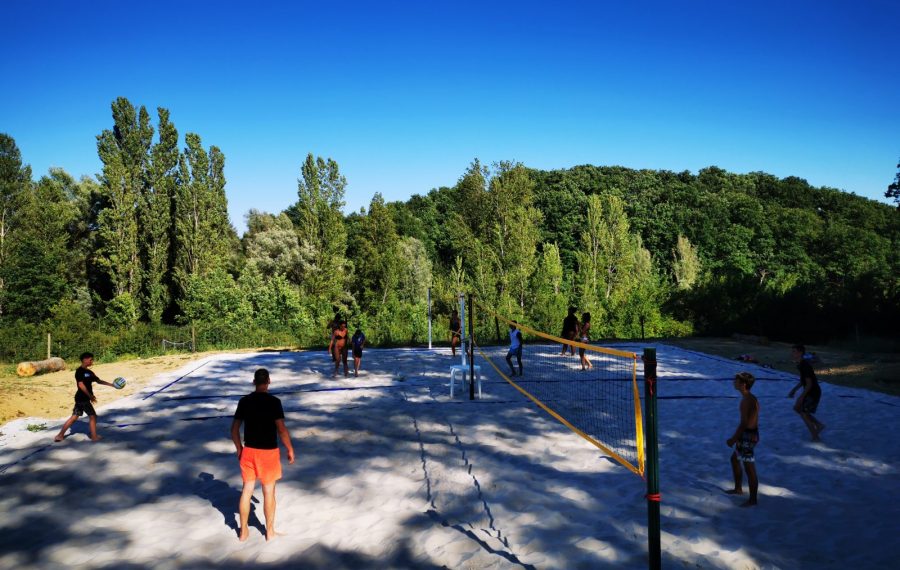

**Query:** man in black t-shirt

left=788, top=344, right=826, bottom=441
left=231, top=368, right=295, bottom=542
left=54, top=352, right=115, bottom=442
left=560, top=307, right=579, bottom=356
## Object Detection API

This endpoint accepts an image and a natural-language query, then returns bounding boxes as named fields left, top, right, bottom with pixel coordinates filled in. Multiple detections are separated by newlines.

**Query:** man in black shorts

left=560, top=307, right=578, bottom=356
left=231, top=368, right=295, bottom=541
left=788, top=344, right=825, bottom=441
left=54, top=352, right=116, bottom=442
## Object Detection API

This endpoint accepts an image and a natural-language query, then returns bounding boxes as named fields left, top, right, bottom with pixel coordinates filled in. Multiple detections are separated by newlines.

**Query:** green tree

left=886, top=159, right=900, bottom=207
left=488, top=162, right=542, bottom=314
left=0, top=134, right=32, bottom=317
left=530, top=243, right=567, bottom=332
left=0, top=175, right=73, bottom=320
left=175, top=133, right=235, bottom=287
left=285, top=153, right=350, bottom=308
left=673, top=235, right=700, bottom=290
left=243, top=210, right=302, bottom=280
left=96, top=97, right=153, bottom=298
left=141, top=107, right=180, bottom=322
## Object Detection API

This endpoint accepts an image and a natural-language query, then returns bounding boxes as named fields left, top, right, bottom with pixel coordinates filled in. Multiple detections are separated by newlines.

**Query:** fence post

left=468, top=293, right=475, bottom=401
left=47, top=333, right=51, bottom=360
left=191, top=325, right=197, bottom=352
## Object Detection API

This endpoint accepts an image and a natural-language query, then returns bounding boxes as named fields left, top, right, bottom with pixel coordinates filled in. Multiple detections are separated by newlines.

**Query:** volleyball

left=113, top=377, right=126, bottom=389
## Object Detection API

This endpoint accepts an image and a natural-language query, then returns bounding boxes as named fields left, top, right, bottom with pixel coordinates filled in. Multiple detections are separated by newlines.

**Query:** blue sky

left=2, top=1, right=897, bottom=234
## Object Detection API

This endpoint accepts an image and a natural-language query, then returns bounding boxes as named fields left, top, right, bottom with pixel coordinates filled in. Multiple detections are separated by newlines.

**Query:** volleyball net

left=471, top=300, right=645, bottom=477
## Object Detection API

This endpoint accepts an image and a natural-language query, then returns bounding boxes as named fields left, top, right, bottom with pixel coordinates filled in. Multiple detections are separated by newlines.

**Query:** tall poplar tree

left=96, top=98, right=153, bottom=303
left=175, top=133, right=234, bottom=287
left=286, top=154, right=349, bottom=305
left=141, top=108, right=179, bottom=322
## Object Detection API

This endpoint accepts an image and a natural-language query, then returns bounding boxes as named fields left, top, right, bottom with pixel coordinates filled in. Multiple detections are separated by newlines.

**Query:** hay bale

left=16, top=357, right=67, bottom=377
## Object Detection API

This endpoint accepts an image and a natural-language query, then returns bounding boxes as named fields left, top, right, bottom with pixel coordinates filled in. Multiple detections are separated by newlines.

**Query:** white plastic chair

left=450, top=364, right=482, bottom=399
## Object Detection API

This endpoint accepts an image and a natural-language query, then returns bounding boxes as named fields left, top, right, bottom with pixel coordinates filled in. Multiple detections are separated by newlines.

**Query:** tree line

left=1, top=97, right=897, bottom=361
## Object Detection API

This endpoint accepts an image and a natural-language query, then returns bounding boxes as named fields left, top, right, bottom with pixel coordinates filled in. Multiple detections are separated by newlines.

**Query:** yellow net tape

left=473, top=300, right=645, bottom=477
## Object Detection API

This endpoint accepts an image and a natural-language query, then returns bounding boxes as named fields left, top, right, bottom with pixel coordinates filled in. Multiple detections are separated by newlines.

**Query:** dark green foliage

left=2, top=111, right=898, bottom=363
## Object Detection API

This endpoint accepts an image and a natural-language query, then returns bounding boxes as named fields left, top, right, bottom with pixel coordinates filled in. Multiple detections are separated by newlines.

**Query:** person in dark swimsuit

left=327, top=314, right=341, bottom=363
left=331, top=321, right=349, bottom=377
left=726, top=372, right=760, bottom=507
left=788, top=344, right=825, bottom=441
left=350, top=328, right=366, bottom=377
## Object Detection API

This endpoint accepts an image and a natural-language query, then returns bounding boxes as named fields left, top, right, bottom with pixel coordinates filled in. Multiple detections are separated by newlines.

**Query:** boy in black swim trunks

left=350, top=327, right=366, bottom=377
left=726, top=372, right=760, bottom=507
left=54, top=352, right=116, bottom=442
left=788, top=344, right=825, bottom=441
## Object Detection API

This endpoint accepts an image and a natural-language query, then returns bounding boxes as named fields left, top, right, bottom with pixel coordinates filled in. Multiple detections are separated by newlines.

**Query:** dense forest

left=1, top=98, right=897, bottom=362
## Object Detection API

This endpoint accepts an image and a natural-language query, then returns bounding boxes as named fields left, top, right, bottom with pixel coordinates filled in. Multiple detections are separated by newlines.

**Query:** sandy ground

left=0, top=350, right=283, bottom=426
left=666, top=337, right=900, bottom=396
left=1, top=343, right=898, bottom=569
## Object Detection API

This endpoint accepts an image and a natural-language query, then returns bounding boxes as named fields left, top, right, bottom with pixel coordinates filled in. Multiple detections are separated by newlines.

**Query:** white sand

left=1, top=344, right=897, bottom=569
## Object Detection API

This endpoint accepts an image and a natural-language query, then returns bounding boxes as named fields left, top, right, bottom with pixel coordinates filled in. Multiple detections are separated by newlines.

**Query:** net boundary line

left=474, top=299, right=644, bottom=475
left=473, top=341, right=643, bottom=477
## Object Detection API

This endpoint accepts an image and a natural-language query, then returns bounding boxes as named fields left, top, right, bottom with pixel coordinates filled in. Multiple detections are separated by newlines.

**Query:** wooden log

left=16, top=357, right=67, bottom=377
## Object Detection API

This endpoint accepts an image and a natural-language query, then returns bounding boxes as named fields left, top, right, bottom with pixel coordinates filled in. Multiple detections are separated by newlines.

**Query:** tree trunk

left=17, top=357, right=67, bottom=377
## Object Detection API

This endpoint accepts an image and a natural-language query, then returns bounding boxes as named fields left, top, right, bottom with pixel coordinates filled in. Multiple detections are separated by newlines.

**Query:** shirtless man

left=725, top=372, right=760, bottom=507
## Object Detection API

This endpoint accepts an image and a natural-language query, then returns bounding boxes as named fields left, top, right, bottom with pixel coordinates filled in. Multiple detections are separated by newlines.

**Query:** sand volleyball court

left=1, top=344, right=898, bottom=569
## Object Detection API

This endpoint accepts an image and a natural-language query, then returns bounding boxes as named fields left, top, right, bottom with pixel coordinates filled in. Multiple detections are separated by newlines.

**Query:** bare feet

left=239, top=527, right=249, bottom=542
left=90, top=435, right=103, bottom=442
left=266, top=530, right=286, bottom=542
left=724, top=489, right=744, bottom=495
left=739, top=499, right=758, bottom=507
left=54, top=434, right=64, bottom=442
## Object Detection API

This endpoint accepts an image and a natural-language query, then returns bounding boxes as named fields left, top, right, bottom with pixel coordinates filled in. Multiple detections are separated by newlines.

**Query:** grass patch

left=26, top=423, right=47, bottom=432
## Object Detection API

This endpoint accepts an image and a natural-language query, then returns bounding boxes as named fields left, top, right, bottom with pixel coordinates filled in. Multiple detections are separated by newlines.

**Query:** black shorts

left=72, top=401, right=97, bottom=417
left=352, top=348, right=362, bottom=358
left=735, top=430, right=759, bottom=463
left=800, top=392, right=820, bottom=414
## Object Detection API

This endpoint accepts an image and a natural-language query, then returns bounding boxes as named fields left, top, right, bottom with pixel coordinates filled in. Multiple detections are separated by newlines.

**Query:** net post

left=427, top=287, right=432, bottom=350
left=643, top=347, right=661, bottom=569
left=191, top=325, right=197, bottom=353
left=468, top=293, right=475, bottom=401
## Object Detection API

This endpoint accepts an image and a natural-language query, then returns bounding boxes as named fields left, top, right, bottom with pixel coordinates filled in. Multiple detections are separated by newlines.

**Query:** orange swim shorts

left=239, top=447, right=282, bottom=484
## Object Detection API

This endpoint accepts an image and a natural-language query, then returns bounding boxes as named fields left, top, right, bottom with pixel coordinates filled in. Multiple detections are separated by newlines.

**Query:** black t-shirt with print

left=74, top=366, right=95, bottom=402
left=562, top=315, right=579, bottom=335
left=234, top=392, right=285, bottom=449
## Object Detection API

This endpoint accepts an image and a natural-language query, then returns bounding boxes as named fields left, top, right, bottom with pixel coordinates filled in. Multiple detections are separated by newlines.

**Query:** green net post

left=468, top=293, right=476, bottom=400
left=643, top=347, right=661, bottom=569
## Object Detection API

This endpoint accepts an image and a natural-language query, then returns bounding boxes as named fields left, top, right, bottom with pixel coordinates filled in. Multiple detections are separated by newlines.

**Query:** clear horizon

left=3, top=1, right=897, bottom=234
